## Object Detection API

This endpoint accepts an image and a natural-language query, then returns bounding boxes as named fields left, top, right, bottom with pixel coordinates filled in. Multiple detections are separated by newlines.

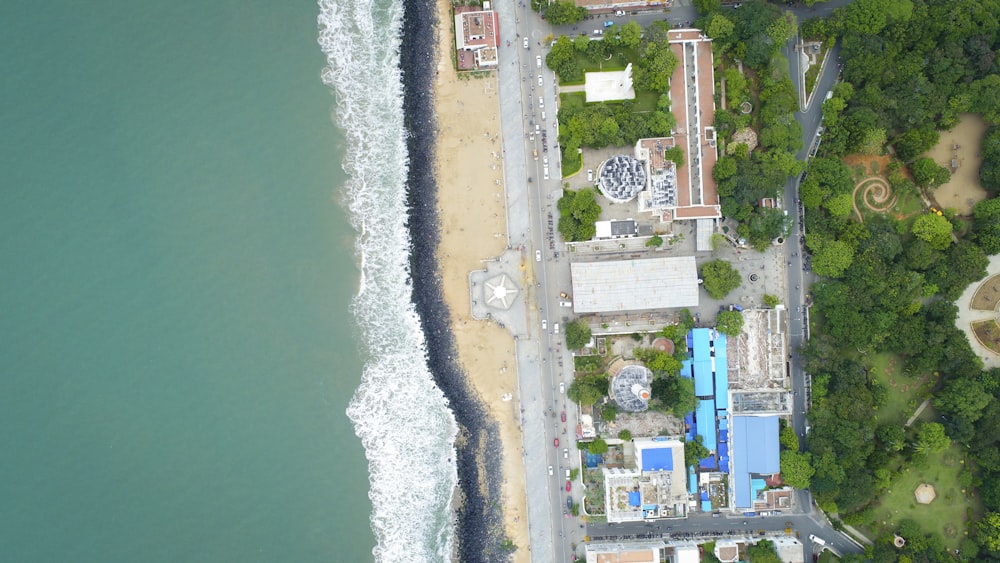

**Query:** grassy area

left=863, top=353, right=930, bottom=425
left=634, top=91, right=659, bottom=112
left=560, top=92, right=587, bottom=111
left=804, top=48, right=826, bottom=100
left=863, top=444, right=979, bottom=550
left=562, top=149, right=583, bottom=178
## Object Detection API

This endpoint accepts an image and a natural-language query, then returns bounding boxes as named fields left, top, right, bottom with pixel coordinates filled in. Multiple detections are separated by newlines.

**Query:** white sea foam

left=317, top=1, right=459, bottom=561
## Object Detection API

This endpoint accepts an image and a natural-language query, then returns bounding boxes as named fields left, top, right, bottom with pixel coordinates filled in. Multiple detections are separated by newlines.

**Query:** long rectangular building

left=570, top=256, right=699, bottom=313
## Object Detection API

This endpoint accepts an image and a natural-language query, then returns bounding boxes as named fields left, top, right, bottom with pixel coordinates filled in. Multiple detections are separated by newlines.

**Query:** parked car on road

left=587, top=169, right=593, bottom=182
left=535, top=249, right=541, bottom=261
left=548, top=465, right=553, bottom=475
left=523, top=37, right=528, bottom=49
left=565, top=480, right=572, bottom=492
left=554, top=438, right=560, bottom=447
left=560, top=411, right=566, bottom=422
left=559, top=382, right=565, bottom=394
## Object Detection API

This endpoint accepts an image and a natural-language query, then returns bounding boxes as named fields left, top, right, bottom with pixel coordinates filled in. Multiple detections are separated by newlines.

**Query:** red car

left=565, top=480, right=572, bottom=492
left=554, top=438, right=559, bottom=447
left=560, top=411, right=566, bottom=422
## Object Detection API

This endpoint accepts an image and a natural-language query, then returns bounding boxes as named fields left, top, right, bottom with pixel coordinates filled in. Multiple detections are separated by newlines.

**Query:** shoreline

left=399, top=0, right=513, bottom=561
left=429, top=0, right=531, bottom=560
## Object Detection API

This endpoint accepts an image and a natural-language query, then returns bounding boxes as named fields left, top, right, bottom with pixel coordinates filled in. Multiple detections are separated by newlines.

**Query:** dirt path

left=851, top=176, right=895, bottom=222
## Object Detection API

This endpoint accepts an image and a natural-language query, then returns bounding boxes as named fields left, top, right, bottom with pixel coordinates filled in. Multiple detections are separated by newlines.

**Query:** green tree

left=910, top=157, right=951, bottom=188
left=635, top=348, right=684, bottom=375
left=811, top=238, right=855, bottom=278
left=936, top=378, right=992, bottom=424
left=911, top=213, right=953, bottom=250
left=588, top=437, right=609, bottom=455
left=876, top=424, right=905, bottom=452
left=780, top=450, right=815, bottom=489
left=565, top=319, right=593, bottom=350
left=745, top=539, right=782, bottom=563
left=763, top=294, right=780, bottom=308
left=973, top=197, right=1000, bottom=255
left=618, top=429, right=633, bottom=441
left=645, top=235, right=664, bottom=248
left=619, top=21, right=642, bottom=49
left=701, top=259, right=742, bottom=299
left=663, top=145, right=685, bottom=167
left=780, top=424, right=799, bottom=451
left=602, top=404, right=617, bottom=421
left=684, top=435, right=711, bottom=468
left=716, top=310, right=744, bottom=336
left=650, top=375, right=697, bottom=417
left=913, top=421, right=950, bottom=454
left=978, top=511, right=1000, bottom=553
left=706, top=14, right=735, bottom=41
left=543, top=1, right=587, bottom=25
left=567, top=374, right=609, bottom=406
left=693, top=0, right=722, bottom=15
left=557, top=188, right=602, bottom=242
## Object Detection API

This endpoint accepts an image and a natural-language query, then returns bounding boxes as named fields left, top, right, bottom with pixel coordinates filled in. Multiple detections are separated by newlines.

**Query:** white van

left=565, top=469, right=571, bottom=479
left=553, top=323, right=560, bottom=334
left=536, top=55, right=542, bottom=68
left=809, top=534, right=827, bottom=546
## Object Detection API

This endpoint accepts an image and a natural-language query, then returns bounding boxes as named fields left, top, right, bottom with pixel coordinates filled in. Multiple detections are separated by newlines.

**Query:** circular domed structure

left=597, top=155, right=646, bottom=203
left=609, top=364, right=653, bottom=412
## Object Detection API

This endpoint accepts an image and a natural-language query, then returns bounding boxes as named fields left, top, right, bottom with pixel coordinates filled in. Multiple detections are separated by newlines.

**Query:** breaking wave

left=317, top=0, right=458, bottom=561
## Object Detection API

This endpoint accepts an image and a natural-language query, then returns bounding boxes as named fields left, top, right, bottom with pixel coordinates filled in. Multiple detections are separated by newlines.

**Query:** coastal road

left=495, top=1, right=584, bottom=561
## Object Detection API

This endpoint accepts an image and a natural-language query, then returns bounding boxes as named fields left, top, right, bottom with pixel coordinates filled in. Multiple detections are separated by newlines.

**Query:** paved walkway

left=954, top=254, right=1000, bottom=368
left=905, top=399, right=931, bottom=427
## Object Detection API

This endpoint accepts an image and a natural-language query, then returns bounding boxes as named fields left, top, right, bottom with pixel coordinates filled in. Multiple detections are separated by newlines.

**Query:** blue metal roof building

left=731, top=415, right=780, bottom=509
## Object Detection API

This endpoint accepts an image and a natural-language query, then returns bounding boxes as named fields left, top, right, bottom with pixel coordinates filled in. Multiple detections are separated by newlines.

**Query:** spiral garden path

left=852, top=176, right=896, bottom=222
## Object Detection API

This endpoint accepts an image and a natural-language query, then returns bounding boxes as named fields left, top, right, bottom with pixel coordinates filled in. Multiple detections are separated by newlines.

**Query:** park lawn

left=863, top=352, right=932, bottom=426
left=633, top=90, right=659, bottom=112
left=863, top=443, right=979, bottom=551
left=572, top=49, right=629, bottom=76
left=560, top=91, right=587, bottom=111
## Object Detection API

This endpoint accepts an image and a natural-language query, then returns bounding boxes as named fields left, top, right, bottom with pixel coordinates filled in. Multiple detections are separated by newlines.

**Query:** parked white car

left=523, top=37, right=529, bottom=49
left=536, top=55, right=542, bottom=68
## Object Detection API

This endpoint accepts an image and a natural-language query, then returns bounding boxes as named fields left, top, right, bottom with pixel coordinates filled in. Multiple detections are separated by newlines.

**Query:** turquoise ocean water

left=0, top=1, right=378, bottom=560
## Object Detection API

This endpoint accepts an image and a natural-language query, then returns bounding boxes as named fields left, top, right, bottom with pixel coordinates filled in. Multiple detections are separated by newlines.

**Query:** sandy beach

left=432, top=0, right=530, bottom=559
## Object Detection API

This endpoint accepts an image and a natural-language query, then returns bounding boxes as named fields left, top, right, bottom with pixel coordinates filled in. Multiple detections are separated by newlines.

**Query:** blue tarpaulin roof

left=680, top=359, right=693, bottom=379
left=732, top=415, right=780, bottom=508
left=629, top=491, right=641, bottom=507
left=719, top=417, right=728, bottom=431
left=719, top=429, right=729, bottom=442
left=700, top=491, right=709, bottom=500
left=699, top=455, right=716, bottom=469
left=718, top=442, right=729, bottom=458
left=702, top=500, right=713, bottom=512
left=692, top=328, right=712, bottom=362
left=688, top=467, right=697, bottom=493
left=641, top=447, right=673, bottom=471
left=693, top=359, right=714, bottom=395
left=696, top=399, right=717, bottom=451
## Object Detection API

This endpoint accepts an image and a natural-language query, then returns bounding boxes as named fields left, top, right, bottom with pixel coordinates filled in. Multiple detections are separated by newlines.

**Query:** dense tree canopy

left=541, top=1, right=587, bottom=25
left=716, top=310, right=744, bottom=336
left=568, top=374, right=609, bottom=406
left=565, top=319, right=593, bottom=350
left=557, top=189, right=601, bottom=242
left=650, top=375, right=697, bottom=417
left=701, top=260, right=742, bottom=299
